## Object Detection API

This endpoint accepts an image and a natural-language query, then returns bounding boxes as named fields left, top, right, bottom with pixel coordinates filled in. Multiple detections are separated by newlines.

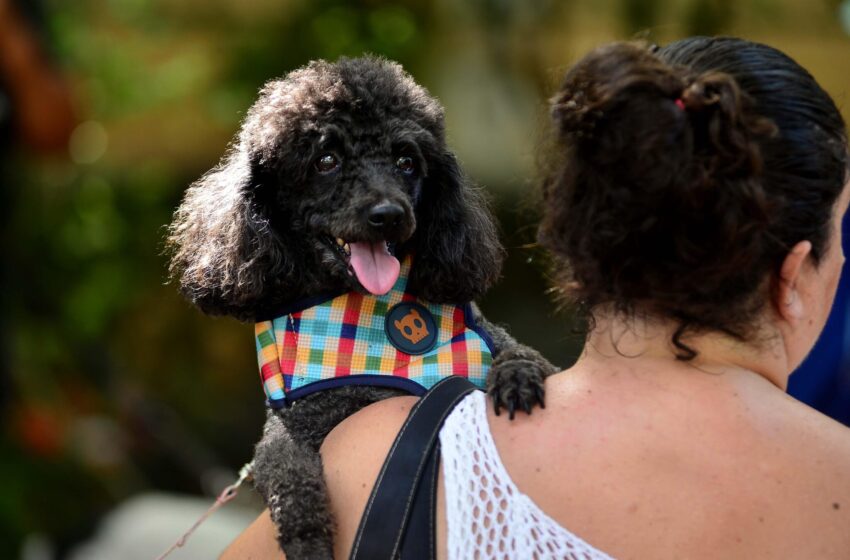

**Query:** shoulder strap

left=349, top=376, right=478, bottom=560
left=397, top=437, right=441, bottom=559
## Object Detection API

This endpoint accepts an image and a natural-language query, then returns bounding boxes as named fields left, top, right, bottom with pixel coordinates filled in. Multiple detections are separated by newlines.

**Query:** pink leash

left=155, top=461, right=254, bottom=560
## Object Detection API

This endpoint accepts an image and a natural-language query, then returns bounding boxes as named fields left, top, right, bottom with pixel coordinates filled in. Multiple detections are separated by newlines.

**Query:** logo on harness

left=395, top=308, right=429, bottom=344
left=385, top=302, right=438, bottom=355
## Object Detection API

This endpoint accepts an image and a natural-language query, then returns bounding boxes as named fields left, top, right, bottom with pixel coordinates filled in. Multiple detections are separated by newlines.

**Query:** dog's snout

left=367, top=202, right=405, bottom=232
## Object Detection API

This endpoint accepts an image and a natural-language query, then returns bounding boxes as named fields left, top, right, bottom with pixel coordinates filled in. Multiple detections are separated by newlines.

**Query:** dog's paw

left=486, top=358, right=548, bottom=420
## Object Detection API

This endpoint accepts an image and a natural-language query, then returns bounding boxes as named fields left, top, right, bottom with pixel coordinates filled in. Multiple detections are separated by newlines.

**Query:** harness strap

left=349, top=376, right=478, bottom=559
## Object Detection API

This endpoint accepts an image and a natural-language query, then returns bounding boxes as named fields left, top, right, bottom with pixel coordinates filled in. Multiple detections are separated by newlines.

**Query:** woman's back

left=439, top=389, right=614, bottom=559
left=478, top=359, right=850, bottom=558
left=324, top=352, right=850, bottom=559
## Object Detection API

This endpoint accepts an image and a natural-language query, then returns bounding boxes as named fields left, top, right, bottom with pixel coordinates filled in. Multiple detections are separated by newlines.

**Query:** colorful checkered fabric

left=255, top=257, right=493, bottom=407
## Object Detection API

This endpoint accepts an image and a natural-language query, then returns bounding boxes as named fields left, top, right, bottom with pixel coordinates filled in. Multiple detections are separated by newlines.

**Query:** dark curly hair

left=538, top=38, right=849, bottom=358
left=166, top=56, right=503, bottom=321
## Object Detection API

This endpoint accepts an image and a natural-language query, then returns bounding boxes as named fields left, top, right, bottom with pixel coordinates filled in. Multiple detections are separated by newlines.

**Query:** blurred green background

left=1, top=0, right=848, bottom=557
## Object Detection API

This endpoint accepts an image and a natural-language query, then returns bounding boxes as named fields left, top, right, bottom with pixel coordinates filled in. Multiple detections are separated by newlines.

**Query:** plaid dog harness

left=254, top=257, right=495, bottom=408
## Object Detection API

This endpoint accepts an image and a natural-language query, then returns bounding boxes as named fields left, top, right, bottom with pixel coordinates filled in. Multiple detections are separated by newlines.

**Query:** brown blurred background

left=1, top=0, right=848, bottom=558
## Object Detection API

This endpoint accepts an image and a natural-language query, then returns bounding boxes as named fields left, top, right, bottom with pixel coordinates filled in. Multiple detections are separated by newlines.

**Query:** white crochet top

left=439, top=390, right=615, bottom=560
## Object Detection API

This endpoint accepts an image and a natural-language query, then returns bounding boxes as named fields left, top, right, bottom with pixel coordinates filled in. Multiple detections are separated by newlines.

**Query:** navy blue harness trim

left=266, top=374, right=428, bottom=409
left=463, top=302, right=496, bottom=355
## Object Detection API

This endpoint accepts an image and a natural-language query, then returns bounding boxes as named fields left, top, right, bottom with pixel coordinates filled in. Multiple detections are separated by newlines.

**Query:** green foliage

left=622, top=0, right=661, bottom=34
left=685, top=0, right=735, bottom=35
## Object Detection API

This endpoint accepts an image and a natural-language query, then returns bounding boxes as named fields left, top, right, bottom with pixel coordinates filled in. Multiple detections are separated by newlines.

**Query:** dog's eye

left=315, top=154, right=340, bottom=174
left=396, top=156, right=416, bottom=175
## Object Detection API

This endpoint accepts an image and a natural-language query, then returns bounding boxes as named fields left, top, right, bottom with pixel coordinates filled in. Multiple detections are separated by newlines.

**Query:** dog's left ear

left=166, top=148, right=298, bottom=321
left=408, top=150, right=504, bottom=303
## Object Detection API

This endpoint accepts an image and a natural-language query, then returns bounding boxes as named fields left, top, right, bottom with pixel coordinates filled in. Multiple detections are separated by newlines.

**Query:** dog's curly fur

left=167, top=56, right=555, bottom=559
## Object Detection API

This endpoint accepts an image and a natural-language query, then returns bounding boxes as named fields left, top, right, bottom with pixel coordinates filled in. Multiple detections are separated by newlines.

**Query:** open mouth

left=326, top=236, right=401, bottom=295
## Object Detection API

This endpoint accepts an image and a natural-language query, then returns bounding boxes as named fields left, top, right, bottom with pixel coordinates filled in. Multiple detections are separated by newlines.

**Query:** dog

left=167, top=56, right=555, bottom=559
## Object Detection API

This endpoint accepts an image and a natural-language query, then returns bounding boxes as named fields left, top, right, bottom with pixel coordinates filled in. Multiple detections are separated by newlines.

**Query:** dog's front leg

left=252, top=412, right=335, bottom=560
left=470, top=303, right=560, bottom=419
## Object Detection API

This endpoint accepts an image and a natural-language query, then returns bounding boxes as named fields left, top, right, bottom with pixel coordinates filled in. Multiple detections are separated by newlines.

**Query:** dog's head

left=168, top=56, right=504, bottom=321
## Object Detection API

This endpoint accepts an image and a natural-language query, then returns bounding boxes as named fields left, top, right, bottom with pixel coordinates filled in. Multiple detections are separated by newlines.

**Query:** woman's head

left=539, top=38, right=848, bottom=359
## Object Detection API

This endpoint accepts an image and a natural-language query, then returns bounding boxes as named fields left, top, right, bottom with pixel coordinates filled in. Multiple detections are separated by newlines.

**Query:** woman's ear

left=774, top=240, right=812, bottom=323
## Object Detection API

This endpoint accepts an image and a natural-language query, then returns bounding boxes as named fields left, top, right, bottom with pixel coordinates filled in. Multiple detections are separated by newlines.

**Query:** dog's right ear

left=166, top=148, right=292, bottom=321
left=408, top=149, right=505, bottom=303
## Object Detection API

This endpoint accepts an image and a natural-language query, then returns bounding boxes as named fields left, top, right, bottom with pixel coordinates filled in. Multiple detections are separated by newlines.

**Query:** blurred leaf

left=686, top=0, right=735, bottom=35
left=621, top=0, right=661, bottom=34
left=62, top=261, right=135, bottom=339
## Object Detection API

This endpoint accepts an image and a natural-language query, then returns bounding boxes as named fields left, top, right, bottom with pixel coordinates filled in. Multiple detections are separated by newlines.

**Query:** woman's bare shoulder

left=320, top=395, right=420, bottom=559
left=784, top=394, right=850, bottom=477
left=764, top=389, right=850, bottom=456
left=767, top=395, right=850, bottom=549
left=321, top=395, right=419, bottom=458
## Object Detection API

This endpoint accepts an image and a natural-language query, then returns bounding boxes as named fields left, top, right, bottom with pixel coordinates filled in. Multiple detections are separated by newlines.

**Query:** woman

left=224, top=37, right=850, bottom=559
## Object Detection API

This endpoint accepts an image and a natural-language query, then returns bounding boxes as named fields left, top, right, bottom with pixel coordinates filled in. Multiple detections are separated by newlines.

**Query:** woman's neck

left=580, top=311, right=792, bottom=391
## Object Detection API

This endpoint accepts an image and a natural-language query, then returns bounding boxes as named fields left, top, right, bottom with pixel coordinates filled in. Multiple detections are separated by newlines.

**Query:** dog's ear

left=408, top=150, right=504, bottom=303
left=166, top=149, right=293, bottom=321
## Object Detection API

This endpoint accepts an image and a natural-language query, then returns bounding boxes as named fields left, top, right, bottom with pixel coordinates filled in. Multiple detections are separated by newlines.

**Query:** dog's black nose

left=367, top=202, right=405, bottom=232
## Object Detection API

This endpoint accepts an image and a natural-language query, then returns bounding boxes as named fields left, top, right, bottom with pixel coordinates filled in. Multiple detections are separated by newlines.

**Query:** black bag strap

left=398, top=438, right=441, bottom=559
left=349, top=376, right=478, bottom=560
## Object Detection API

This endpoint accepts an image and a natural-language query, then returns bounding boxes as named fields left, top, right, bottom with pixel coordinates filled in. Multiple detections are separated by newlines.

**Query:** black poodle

left=167, top=56, right=555, bottom=559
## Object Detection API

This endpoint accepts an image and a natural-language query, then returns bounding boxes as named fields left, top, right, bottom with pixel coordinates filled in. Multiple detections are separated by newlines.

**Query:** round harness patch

left=385, top=302, right=438, bottom=355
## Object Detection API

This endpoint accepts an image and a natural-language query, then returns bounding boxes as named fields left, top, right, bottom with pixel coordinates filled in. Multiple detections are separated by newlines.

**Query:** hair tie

left=675, top=98, right=686, bottom=111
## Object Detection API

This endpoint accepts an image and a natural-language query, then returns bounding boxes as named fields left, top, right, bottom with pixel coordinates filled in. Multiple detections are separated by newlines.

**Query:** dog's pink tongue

left=349, top=241, right=400, bottom=295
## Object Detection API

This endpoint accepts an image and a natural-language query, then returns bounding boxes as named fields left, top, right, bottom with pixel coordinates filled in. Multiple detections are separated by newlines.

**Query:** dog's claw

left=487, top=356, right=552, bottom=420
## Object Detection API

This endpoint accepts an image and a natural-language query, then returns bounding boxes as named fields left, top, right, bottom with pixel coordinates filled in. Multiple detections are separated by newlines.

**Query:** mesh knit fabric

left=439, top=391, right=615, bottom=560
